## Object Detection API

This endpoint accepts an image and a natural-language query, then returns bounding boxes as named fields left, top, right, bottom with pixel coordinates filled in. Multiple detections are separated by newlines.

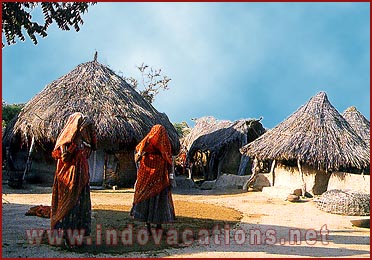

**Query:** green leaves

left=2, top=101, right=24, bottom=128
left=2, top=2, right=96, bottom=47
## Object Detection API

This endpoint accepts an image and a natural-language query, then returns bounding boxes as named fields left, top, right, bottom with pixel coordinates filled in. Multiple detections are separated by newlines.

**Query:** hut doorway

left=189, top=150, right=210, bottom=180
left=103, top=150, right=137, bottom=188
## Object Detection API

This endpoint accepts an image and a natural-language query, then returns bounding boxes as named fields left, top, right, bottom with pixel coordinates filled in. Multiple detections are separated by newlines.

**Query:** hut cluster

left=2, top=58, right=370, bottom=201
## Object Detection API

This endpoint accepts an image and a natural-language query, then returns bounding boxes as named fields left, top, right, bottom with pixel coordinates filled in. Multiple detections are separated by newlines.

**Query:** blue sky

left=2, top=2, right=370, bottom=129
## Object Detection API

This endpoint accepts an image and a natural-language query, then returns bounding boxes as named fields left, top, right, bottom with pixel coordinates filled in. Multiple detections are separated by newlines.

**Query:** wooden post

left=297, top=158, right=306, bottom=196
left=22, top=135, right=35, bottom=182
left=188, top=166, right=192, bottom=180
left=269, top=159, right=276, bottom=186
left=103, top=153, right=107, bottom=187
left=246, top=157, right=259, bottom=189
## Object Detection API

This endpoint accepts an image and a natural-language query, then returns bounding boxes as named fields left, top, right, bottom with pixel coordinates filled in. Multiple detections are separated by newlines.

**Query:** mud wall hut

left=325, top=106, right=371, bottom=193
left=182, top=116, right=265, bottom=180
left=2, top=57, right=180, bottom=188
left=240, top=91, right=370, bottom=195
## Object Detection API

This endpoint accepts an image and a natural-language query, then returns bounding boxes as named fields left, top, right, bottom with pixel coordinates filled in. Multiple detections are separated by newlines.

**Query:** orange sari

left=133, top=124, right=173, bottom=205
left=50, top=112, right=96, bottom=230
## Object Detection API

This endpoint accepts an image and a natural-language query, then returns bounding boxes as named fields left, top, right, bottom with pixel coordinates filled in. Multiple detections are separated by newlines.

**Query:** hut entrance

left=189, top=150, right=210, bottom=181
left=103, top=150, right=137, bottom=188
left=4, top=146, right=28, bottom=188
left=88, top=150, right=105, bottom=186
left=4, top=134, right=35, bottom=189
left=219, top=141, right=250, bottom=177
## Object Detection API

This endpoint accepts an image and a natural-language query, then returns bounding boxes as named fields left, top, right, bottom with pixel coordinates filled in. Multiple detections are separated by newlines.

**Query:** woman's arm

left=61, top=143, right=76, bottom=163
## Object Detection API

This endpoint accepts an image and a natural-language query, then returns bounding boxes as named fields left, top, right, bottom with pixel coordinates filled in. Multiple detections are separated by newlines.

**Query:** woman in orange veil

left=50, top=112, right=97, bottom=246
left=130, top=124, right=176, bottom=233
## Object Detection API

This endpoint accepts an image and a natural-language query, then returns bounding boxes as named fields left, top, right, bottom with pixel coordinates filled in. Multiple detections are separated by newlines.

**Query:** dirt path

left=2, top=184, right=370, bottom=258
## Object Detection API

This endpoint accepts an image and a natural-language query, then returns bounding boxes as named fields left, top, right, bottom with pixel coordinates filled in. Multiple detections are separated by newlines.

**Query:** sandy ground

left=1, top=182, right=370, bottom=258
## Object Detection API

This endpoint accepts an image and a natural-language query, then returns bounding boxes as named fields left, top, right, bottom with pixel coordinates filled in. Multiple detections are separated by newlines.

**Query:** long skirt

left=54, top=184, right=92, bottom=236
left=130, top=187, right=175, bottom=224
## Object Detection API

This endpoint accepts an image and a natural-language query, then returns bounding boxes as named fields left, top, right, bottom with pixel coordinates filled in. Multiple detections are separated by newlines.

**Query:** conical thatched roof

left=3, top=60, right=180, bottom=154
left=342, top=106, right=370, bottom=148
left=240, top=92, right=370, bottom=171
left=184, top=116, right=265, bottom=156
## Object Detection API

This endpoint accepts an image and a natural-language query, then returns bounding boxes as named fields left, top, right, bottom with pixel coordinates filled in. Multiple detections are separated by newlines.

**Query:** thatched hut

left=325, top=106, right=370, bottom=193
left=2, top=57, right=180, bottom=188
left=182, top=116, right=265, bottom=180
left=240, top=92, right=370, bottom=195
left=342, top=106, right=370, bottom=149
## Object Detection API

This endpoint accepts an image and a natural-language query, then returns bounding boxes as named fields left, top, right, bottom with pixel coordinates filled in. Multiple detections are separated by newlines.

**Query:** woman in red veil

left=130, top=124, right=176, bottom=233
left=50, top=112, right=97, bottom=247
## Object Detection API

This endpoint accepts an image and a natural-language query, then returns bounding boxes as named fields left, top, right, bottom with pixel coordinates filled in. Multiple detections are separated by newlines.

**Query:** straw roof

left=184, top=116, right=265, bottom=157
left=182, top=116, right=231, bottom=151
left=240, top=92, right=370, bottom=171
left=3, top=59, right=180, bottom=154
left=342, top=106, right=370, bottom=148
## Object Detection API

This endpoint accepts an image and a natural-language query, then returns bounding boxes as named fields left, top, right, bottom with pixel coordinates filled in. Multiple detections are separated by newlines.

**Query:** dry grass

left=58, top=200, right=242, bottom=255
